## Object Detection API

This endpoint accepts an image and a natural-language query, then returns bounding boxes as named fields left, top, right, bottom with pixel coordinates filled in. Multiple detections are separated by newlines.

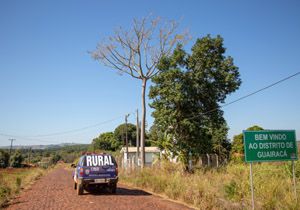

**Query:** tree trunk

left=141, top=78, right=147, bottom=168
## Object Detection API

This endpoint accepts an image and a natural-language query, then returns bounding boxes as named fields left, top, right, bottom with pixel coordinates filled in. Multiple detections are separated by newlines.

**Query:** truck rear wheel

left=77, top=182, right=83, bottom=195
left=110, top=184, right=117, bottom=194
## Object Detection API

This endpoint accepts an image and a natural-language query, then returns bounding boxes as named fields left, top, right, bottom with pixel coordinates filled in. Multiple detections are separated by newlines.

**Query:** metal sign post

left=250, top=163, right=255, bottom=210
left=292, top=161, right=298, bottom=203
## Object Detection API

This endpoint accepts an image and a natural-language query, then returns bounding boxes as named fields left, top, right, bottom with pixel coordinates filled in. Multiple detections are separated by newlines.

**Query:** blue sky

left=0, top=0, right=299, bottom=147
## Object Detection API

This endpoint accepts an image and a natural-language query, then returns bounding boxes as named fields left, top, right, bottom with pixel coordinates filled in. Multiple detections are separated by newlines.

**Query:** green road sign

left=243, top=130, right=298, bottom=162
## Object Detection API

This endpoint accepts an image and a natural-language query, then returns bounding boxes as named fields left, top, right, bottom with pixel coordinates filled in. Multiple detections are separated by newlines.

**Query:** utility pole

left=122, top=127, right=124, bottom=147
left=136, top=109, right=140, bottom=159
left=125, top=114, right=130, bottom=161
left=28, top=147, right=32, bottom=164
left=8, top=139, right=16, bottom=168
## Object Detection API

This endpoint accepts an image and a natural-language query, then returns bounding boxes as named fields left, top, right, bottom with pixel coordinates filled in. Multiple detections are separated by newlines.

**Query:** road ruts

left=4, top=164, right=195, bottom=210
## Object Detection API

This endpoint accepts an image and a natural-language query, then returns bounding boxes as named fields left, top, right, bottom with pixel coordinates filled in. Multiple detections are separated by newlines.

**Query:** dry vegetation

left=120, top=161, right=300, bottom=209
left=0, top=167, right=50, bottom=208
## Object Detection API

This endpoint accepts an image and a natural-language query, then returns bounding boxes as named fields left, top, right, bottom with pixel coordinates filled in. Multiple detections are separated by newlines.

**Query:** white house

left=120, top=147, right=160, bottom=167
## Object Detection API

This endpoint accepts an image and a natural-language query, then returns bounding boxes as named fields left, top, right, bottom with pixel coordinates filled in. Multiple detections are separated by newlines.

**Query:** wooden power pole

left=122, top=127, right=124, bottom=147
left=8, top=139, right=16, bottom=167
left=136, top=109, right=140, bottom=160
left=125, top=114, right=130, bottom=161
left=28, top=147, right=32, bottom=164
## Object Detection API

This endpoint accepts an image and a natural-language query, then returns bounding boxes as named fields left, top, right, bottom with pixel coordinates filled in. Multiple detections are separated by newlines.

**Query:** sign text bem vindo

left=243, top=130, right=298, bottom=162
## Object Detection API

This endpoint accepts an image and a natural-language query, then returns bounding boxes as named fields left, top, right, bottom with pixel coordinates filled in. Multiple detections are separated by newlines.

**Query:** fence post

left=207, top=154, right=211, bottom=167
left=131, top=156, right=135, bottom=170
left=129, top=156, right=132, bottom=171
left=189, top=151, right=192, bottom=171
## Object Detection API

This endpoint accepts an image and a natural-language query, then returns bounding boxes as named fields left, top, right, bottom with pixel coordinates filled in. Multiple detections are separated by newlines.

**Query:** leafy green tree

left=211, top=123, right=231, bottom=156
left=59, top=150, right=77, bottom=163
left=90, top=14, right=190, bottom=168
left=0, top=149, right=9, bottom=168
left=96, top=132, right=114, bottom=151
left=90, top=131, right=121, bottom=152
left=10, top=150, right=24, bottom=168
left=230, top=125, right=264, bottom=163
left=49, top=154, right=61, bottom=165
left=42, top=151, right=51, bottom=157
left=231, top=133, right=244, bottom=155
left=113, top=123, right=138, bottom=149
left=149, top=35, right=241, bottom=170
left=148, top=124, right=162, bottom=143
left=231, top=125, right=264, bottom=154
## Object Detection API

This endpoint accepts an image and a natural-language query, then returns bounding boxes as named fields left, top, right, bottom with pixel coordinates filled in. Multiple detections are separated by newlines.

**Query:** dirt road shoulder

left=4, top=164, right=195, bottom=210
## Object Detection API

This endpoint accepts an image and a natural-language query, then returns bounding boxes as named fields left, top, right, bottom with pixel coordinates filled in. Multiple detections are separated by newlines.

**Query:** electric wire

left=0, top=112, right=135, bottom=141
left=0, top=134, right=62, bottom=144
left=188, top=71, right=300, bottom=120
left=1, top=71, right=299, bottom=143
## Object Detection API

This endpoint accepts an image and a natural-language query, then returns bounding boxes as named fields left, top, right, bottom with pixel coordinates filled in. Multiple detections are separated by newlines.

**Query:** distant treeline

left=0, top=144, right=90, bottom=168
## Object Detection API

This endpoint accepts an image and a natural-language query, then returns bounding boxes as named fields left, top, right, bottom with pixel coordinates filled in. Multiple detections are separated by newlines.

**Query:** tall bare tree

left=90, top=14, right=190, bottom=168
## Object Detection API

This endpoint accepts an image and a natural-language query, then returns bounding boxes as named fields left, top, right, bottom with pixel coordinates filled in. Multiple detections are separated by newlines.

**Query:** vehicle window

left=84, top=155, right=117, bottom=167
left=77, top=157, right=82, bottom=166
left=77, top=157, right=84, bottom=167
left=80, top=157, right=85, bottom=166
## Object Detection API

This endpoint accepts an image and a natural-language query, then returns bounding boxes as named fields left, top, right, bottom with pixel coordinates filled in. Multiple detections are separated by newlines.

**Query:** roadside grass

left=54, top=163, right=62, bottom=169
left=120, top=161, right=300, bottom=210
left=0, top=167, right=50, bottom=208
left=64, top=163, right=75, bottom=171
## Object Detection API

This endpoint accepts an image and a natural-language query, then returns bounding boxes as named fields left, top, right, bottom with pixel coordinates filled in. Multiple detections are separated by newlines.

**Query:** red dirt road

left=4, top=164, right=195, bottom=210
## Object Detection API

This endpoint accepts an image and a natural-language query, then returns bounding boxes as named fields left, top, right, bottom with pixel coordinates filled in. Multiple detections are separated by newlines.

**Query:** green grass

left=120, top=161, right=300, bottom=209
left=0, top=167, right=50, bottom=208
left=64, top=163, right=75, bottom=171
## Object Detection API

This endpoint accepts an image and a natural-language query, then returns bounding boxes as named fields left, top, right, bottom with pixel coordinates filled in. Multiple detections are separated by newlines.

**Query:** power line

left=0, top=113, right=132, bottom=139
left=188, top=71, right=300, bottom=120
left=0, top=134, right=62, bottom=144
left=23, top=114, right=127, bottom=137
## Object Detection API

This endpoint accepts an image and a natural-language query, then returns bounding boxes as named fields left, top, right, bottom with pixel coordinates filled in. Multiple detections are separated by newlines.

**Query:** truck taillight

left=116, top=168, right=118, bottom=176
left=80, top=168, right=84, bottom=175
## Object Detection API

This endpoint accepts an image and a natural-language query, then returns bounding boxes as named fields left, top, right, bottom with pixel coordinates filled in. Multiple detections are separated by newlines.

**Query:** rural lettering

left=86, top=155, right=113, bottom=166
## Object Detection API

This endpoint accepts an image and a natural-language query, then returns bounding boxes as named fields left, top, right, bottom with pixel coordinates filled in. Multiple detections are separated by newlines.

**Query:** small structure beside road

left=119, top=147, right=160, bottom=168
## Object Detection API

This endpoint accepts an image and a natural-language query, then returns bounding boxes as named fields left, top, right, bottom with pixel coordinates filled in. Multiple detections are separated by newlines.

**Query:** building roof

left=21, top=163, right=36, bottom=167
left=120, top=147, right=160, bottom=153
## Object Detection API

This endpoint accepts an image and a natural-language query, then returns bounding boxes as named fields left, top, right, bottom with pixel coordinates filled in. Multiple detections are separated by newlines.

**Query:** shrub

left=224, top=180, right=238, bottom=200
left=0, top=183, right=11, bottom=207
left=16, top=177, right=21, bottom=191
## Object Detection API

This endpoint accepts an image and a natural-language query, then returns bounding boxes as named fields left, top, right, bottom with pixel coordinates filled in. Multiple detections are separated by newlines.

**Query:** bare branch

left=90, top=14, right=192, bottom=80
left=90, top=14, right=192, bottom=169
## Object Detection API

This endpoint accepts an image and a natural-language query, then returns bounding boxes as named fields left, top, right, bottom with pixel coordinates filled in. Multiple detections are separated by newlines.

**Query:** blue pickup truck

left=72, top=153, right=118, bottom=195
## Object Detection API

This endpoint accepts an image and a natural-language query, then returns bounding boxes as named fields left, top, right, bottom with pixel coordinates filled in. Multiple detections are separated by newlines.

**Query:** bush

left=16, top=177, right=21, bottom=189
left=224, top=180, right=238, bottom=200
left=0, top=183, right=11, bottom=207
